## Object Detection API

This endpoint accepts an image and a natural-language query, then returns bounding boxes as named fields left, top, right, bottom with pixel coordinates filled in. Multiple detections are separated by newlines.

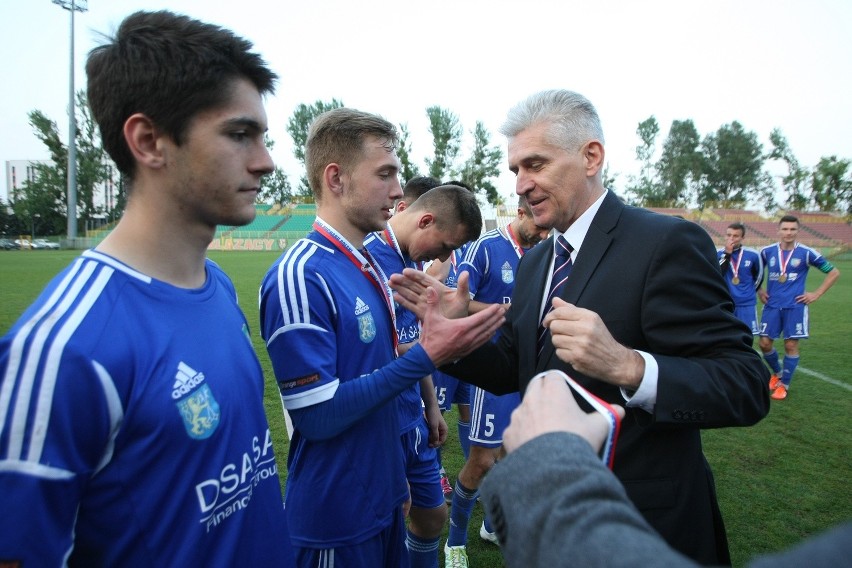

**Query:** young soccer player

left=365, top=184, right=482, bottom=567
left=718, top=222, right=764, bottom=337
left=758, top=215, right=841, bottom=400
left=0, top=11, right=291, bottom=565
left=258, top=108, right=504, bottom=567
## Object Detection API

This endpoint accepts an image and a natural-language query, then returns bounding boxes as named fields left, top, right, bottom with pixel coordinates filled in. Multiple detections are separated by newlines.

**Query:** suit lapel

left=537, top=192, right=623, bottom=370
left=514, top=235, right=552, bottom=374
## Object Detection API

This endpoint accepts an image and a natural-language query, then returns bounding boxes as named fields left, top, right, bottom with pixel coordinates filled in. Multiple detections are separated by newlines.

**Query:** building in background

left=4, top=160, right=50, bottom=204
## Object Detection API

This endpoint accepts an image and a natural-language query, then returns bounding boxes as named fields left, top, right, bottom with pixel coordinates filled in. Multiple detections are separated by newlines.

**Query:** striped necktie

left=537, top=235, right=573, bottom=359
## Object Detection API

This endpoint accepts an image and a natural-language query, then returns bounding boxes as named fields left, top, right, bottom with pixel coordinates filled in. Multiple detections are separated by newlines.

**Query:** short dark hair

left=86, top=10, right=277, bottom=179
left=305, top=108, right=398, bottom=201
left=727, top=222, right=746, bottom=236
left=779, top=215, right=799, bottom=225
left=408, top=184, right=482, bottom=243
left=402, top=176, right=442, bottom=203
left=445, top=180, right=474, bottom=193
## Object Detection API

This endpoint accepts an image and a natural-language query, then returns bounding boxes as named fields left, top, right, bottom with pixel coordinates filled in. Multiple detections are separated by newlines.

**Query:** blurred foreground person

left=480, top=371, right=851, bottom=568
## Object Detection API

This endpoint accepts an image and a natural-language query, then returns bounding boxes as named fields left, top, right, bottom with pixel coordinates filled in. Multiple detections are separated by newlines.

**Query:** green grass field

left=1, top=250, right=849, bottom=567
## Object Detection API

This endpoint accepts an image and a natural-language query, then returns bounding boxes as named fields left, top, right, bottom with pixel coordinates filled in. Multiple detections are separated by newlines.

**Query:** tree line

left=620, top=115, right=851, bottom=214
left=1, top=95, right=505, bottom=238
left=2, top=97, right=850, bottom=238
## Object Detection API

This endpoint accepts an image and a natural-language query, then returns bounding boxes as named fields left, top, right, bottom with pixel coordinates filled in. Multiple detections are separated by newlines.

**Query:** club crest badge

left=173, top=362, right=220, bottom=439
left=177, top=384, right=221, bottom=439
left=355, top=297, right=376, bottom=343
left=791, top=258, right=801, bottom=267
left=501, top=261, right=514, bottom=284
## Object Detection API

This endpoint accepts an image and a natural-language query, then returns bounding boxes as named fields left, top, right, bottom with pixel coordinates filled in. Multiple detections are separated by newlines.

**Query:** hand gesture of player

left=389, top=267, right=473, bottom=320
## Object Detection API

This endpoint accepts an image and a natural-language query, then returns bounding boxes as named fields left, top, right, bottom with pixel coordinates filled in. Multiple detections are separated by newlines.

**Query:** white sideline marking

left=797, top=366, right=852, bottom=392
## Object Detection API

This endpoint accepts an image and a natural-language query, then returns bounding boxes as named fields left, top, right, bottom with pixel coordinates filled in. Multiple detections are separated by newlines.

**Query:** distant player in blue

left=717, top=222, right=764, bottom=337
left=444, top=196, right=550, bottom=565
left=0, top=11, right=292, bottom=566
left=758, top=215, right=840, bottom=400
left=258, top=108, right=505, bottom=568
left=365, top=184, right=482, bottom=568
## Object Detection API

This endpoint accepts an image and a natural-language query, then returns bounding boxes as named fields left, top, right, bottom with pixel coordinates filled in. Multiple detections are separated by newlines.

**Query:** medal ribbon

left=777, top=244, right=797, bottom=281
left=383, top=226, right=423, bottom=271
left=314, top=219, right=398, bottom=354
left=730, top=247, right=743, bottom=281
left=504, top=224, right=526, bottom=259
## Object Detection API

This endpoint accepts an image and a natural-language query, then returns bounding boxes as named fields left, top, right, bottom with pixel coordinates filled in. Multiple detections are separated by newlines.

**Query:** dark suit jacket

left=446, top=191, right=770, bottom=564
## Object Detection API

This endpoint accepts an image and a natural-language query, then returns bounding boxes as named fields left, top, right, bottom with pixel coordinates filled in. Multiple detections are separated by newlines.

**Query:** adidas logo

left=354, top=297, right=370, bottom=316
left=172, top=361, right=205, bottom=400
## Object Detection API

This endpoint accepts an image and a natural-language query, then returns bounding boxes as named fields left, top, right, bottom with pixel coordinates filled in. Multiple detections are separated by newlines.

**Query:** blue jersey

left=760, top=243, right=833, bottom=308
left=0, top=251, right=289, bottom=566
left=444, top=243, right=471, bottom=289
left=260, top=221, right=432, bottom=548
left=458, top=228, right=524, bottom=445
left=460, top=227, right=525, bottom=306
left=717, top=246, right=763, bottom=307
left=365, top=228, right=423, bottom=433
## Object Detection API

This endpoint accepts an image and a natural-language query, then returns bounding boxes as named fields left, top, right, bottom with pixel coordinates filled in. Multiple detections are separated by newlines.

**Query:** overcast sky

left=2, top=0, right=851, bottom=205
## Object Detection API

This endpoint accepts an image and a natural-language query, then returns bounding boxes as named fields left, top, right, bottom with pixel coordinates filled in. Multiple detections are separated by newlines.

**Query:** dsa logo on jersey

left=354, top=297, right=376, bottom=343
left=173, top=362, right=221, bottom=439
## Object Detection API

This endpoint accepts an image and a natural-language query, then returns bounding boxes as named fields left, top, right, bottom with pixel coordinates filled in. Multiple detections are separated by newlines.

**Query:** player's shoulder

left=263, top=236, right=335, bottom=287
left=469, top=228, right=504, bottom=253
left=280, top=236, right=335, bottom=267
left=796, top=243, right=821, bottom=256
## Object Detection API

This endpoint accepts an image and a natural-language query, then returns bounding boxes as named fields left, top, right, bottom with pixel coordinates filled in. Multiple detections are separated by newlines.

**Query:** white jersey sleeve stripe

left=82, top=249, right=151, bottom=283
left=316, top=274, right=336, bottom=317
left=275, top=241, right=303, bottom=326
left=266, top=322, right=328, bottom=346
left=91, top=360, right=125, bottom=475
left=4, top=259, right=102, bottom=460
left=281, top=379, right=340, bottom=410
left=0, top=458, right=74, bottom=479
left=292, top=243, right=314, bottom=325
left=28, top=264, right=114, bottom=462
left=0, top=257, right=87, bottom=440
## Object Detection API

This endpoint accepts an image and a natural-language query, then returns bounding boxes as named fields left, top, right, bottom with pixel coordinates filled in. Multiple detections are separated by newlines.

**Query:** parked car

left=32, top=238, right=60, bottom=250
left=14, top=238, right=32, bottom=249
left=0, top=238, right=19, bottom=250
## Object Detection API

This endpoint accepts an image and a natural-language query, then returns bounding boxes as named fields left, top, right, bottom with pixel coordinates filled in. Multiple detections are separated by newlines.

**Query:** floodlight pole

left=52, top=0, right=88, bottom=242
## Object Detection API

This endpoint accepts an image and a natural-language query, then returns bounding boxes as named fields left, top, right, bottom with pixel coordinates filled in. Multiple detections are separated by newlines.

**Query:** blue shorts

left=760, top=304, right=809, bottom=340
left=469, top=387, right=521, bottom=448
left=293, top=506, right=409, bottom=567
left=734, top=304, right=760, bottom=335
left=432, top=371, right=470, bottom=412
left=401, top=420, right=444, bottom=509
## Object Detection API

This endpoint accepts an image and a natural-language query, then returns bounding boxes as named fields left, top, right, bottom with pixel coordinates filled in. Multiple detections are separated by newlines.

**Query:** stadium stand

left=647, top=206, right=851, bottom=254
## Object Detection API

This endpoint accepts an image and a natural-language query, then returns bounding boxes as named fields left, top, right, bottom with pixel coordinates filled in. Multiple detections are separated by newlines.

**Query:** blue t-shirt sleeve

left=0, top=341, right=117, bottom=565
left=289, top=344, right=435, bottom=440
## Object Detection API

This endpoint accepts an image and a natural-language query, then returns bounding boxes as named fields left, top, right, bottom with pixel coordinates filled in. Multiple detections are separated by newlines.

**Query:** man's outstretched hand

left=389, top=268, right=473, bottom=320
left=413, top=281, right=503, bottom=367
